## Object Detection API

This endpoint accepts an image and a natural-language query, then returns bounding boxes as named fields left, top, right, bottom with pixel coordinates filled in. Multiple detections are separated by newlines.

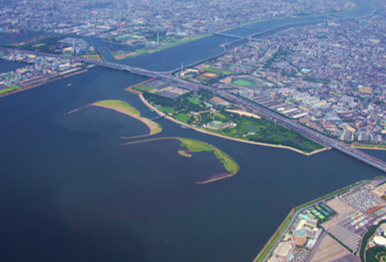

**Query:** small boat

left=181, top=125, right=190, bottom=129
left=67, top=83, right=71, bottom=87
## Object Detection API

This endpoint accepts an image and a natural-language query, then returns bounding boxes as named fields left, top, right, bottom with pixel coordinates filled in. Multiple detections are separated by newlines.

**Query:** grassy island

left=179, top=138, right=239, bottom=176
left=124, top=137, right=239, bottom=184
left=92, top=100, right=162, bottom=135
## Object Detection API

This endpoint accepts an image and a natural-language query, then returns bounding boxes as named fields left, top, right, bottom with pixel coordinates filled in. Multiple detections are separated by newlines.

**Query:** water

left=0, top=3, right=383, bottom=260
left=0, top=64, right=384, bottom=262
left=0, top=59, right=29, bottom=73
left=114, top=35, right=228, bottom=71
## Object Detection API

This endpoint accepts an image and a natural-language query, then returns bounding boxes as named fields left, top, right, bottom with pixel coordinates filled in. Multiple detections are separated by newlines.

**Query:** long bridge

left=65, top=56, right=386, bottom=174
left=2, top=27, right=386, bottom=174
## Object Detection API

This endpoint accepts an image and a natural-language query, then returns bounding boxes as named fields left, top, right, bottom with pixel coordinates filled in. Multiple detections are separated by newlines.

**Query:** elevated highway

left=2, top=48, right=386, bottom=174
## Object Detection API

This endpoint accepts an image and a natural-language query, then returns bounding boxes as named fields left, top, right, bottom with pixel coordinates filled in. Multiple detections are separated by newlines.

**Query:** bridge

left=150, top=115, right=165, bottom=121
left=213, top=32, right=244, bottom=39
left=2, top=38, right=386, bottom=174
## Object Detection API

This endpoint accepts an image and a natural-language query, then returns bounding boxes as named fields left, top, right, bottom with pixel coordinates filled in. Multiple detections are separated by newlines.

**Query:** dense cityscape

left=1, top=0, right=349, bottom=37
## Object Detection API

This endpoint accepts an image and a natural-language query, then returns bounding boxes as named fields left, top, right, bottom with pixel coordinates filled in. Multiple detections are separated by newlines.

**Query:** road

left=2, top=47, right=386, bottom=174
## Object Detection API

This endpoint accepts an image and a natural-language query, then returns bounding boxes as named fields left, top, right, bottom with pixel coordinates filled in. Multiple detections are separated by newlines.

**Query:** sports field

left=233, top=79, right=254, bottom=86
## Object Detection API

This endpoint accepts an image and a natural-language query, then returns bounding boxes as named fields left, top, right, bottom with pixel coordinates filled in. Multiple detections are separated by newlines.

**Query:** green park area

left=32, top=43, right=46, bottom=48
left=366, top=246, right=386, bottom=262
left=204, top=67, right=222, bottom=74
left=142, top=89, right=214, bottom=124
left=199, top=110, right=324, bottom=153
left=0, top=85, right=20, bottom=95
left=233, top=79, right=254, bottom=87
left=179, top=138, right=239, bottom=174
left=92, top=100, right=162, bottom=135
left=7, top=35, right=65, bottom=54
left=133, top=85, right=155, bottom=92
left=140, top=85, right=323, bottom=153
left=361, top=221, right=386, bottom=262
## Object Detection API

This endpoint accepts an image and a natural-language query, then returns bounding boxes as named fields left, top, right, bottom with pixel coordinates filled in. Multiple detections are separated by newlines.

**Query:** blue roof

left=294, top=230, right=306, bottom=238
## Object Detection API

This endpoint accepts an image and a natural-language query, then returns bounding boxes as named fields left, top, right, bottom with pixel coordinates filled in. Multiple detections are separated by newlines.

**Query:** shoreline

left=65, top=99, right=162, bottom=136
left=138, top=94, right=330, bottom=156
left=91, top=101, right=161, bottom=135
left=0, top=68, right=88, bottom=99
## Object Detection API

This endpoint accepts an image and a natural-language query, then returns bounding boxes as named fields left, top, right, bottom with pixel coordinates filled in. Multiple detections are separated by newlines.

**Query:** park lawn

left=204, top=67, right=222, bottom=74
left=157, top=106, right=175, bottom=114
left=200, top=111, right=324, bottom=153
left=176, top=113, right=191, bottom=123
left=188, top=97, right=200, bottom=105
left=366, top=246, right=386, bottom=262
left=134, top=85, right=155, bottom=92
left=233, top=79, right=254, bottom=86
left=32, top=43, right=46, bottom=48
left=7, top=74, right=15, bottom=78
left=213, top=112, right=227, bottom=120
left=0, top=85, right=19, bottom=94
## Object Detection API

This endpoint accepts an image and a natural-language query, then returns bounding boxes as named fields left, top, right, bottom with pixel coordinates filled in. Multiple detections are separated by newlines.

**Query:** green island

left=92, top=100, right=162, bottom=136
left=179, top=137, right=239, bottom=177
left=123, top=137, right=239, bottom=184
left=135, top=83, right=325, bottom=154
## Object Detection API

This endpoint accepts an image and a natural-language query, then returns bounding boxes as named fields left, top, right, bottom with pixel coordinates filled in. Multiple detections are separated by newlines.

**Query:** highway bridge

left=213, top=32, right=244, bottom=39
left=3, top=47, right=386, bottom=174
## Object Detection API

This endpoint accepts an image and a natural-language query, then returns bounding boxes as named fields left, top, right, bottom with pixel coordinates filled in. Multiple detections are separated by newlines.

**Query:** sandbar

left=92, top=100, right=162, bottom=136
left=178, top=150, right=192, bottom=157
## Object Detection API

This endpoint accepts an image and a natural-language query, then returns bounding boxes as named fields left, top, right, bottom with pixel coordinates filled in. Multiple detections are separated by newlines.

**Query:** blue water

left=0, top=65, right=384, bottom=262
left=0, top=59, right=29, bottom=73
left=0, top=2, right=383, bottom=260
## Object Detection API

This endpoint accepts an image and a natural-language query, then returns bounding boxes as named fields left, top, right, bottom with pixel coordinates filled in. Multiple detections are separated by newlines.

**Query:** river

left=1, top=1, right=385, bottom=261
left=0, top=65, right=385, bottom=262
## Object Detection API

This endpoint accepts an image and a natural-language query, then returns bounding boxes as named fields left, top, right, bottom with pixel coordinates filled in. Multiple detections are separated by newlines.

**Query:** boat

left=67, top=83, right=72, bottom=87
left=181, top=125, right=190, bottom=129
